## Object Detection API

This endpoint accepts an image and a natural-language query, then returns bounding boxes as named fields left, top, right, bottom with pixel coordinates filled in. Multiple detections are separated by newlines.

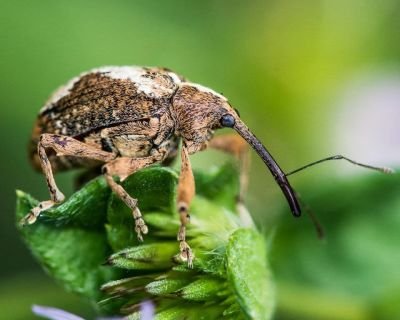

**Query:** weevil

left=22, top=66, right=392, bottom=266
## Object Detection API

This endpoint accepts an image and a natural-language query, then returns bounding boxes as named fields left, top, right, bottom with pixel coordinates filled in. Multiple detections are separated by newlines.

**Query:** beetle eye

left=220, top=114, right=235, bottom=127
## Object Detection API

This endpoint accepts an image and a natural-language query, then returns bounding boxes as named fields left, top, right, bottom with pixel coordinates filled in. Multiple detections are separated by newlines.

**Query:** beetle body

left=30, top=67, right=235, bottom=171
left=30, top=67, right=185, bottom=171
left=24, top=66, right=301, bottom=266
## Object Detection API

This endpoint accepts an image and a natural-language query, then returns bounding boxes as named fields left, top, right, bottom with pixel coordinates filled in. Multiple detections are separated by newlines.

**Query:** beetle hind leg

left=21, top=200, right=60, bottom=225
left=22, top=143, right=66, bottom=225
left=20, top=133, right=116, bottom=226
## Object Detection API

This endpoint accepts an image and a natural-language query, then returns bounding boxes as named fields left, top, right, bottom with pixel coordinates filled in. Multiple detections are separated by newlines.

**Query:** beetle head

left=172, top=83, right=236, bottom=153
left=172, top=82, right=301, bottom=217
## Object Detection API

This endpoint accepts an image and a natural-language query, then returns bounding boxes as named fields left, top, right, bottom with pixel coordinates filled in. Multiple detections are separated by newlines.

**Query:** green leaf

left=226, top=228, right=274, bottom=320
left=114, top=166, right=178, bottom=216
left=194, top=162, right=240, bottom=211
left=16, top=190, right=116, bottom=300
left=39, top=176, right=111, bottom=229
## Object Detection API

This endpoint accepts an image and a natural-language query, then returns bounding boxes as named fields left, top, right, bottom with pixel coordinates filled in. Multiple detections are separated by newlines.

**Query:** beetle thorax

left=171, top=83, right=230, bottom=154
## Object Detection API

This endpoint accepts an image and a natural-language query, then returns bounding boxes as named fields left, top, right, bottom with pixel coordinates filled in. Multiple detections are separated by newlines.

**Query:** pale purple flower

left=139, top=300, right=155, bottom=320
left=32, top=305, right=123, bottom=320
left=32, top=305, right=85, bottom=320
left=32, top=301, right=154, bottom=320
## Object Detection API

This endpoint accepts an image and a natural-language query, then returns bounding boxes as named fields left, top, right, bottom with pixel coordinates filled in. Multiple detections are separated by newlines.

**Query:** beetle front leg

left=176, top=145, right=195, bottom=267
left=21, top=134, right=116, bottom=225
left=103, top=156, right=160, bottom=241
left=208, top=134, right=250, bottom=203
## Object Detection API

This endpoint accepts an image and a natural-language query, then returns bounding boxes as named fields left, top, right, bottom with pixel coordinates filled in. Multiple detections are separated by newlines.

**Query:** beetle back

left=29, top=66, right=184, bottom=171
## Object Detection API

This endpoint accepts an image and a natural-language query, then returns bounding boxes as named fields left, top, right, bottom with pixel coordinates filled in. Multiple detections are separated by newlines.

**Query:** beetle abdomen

left=37, top=66, right=182, bottom=137
left=29, top=66, right=184, bottom=171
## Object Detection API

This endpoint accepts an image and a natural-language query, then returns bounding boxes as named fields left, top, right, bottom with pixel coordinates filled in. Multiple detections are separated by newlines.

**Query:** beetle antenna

left=286, top=155, right=394, bottom=177
left=296, top=192, right=325, bottom=239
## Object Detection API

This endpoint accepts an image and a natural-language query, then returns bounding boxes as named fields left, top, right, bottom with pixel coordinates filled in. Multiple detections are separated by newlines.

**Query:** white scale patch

left=40, top=66, right=183, bottom=113
left=54, top=120, right=63, bottom=128
left=39, top=66, right=226, bottom=114
left=167, top=71, right=182, bottom=84
left=93, top=66, right=180, bottom=98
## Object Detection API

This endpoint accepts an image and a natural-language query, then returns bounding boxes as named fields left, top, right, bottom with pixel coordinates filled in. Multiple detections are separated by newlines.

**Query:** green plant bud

left=101, top=275, right=159, bottom=296
left=180, top=277, right=223, bottom=301
left=145, top=212, right=179, bottom=233
left=222, top=302, right=242, bottom=317
left=152, top=304, right=225, bottom=320
left=108, top=242, right=178, bottom=270
left=145, top=277, right=191, bottom=295
left=17, top=164, right=275, bottom=319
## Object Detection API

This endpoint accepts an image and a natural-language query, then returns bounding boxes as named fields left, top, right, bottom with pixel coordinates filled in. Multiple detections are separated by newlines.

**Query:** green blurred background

left=1, top=1, right=399, bottom=319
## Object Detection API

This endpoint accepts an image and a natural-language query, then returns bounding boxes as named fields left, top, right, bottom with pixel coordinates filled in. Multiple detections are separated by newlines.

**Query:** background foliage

left=0, top=1, right=399, bottom=319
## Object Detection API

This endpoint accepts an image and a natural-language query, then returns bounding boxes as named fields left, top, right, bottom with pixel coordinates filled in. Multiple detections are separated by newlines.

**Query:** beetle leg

left=176, top=145, right=195, bottom=267
left=103, top=155, right=161, bottom=241
left=208, top=134, right=250, bottom=203
left=21, top=134, right=116, bottom=225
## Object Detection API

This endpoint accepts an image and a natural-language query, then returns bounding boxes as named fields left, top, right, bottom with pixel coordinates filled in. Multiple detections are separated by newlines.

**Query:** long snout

left=233, top=119, right=301, bottom=217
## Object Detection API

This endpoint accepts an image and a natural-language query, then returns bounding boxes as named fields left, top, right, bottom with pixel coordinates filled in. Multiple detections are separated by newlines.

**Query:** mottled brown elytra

left=23, top=66, right=393, bottom=266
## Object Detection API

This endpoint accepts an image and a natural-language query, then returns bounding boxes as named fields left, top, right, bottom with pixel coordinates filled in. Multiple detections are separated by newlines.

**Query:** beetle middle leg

left=21, top=134, right=116, bottom=225
left=102, top=155, right=162, bottom=241
left=176, top=145, right=195, bottom=267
